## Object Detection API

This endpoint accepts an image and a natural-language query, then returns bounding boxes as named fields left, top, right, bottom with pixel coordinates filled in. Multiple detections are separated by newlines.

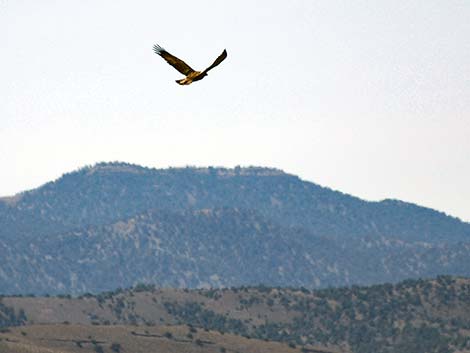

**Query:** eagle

left=153, top=44, right=227, bottom=85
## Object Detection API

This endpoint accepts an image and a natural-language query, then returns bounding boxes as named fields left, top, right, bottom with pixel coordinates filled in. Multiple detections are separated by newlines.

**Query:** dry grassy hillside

left=2, top=277, right=470, bottom=353
left=0, top=324, right=340, bottom=353
left=4, top=287, right=298, bottom=327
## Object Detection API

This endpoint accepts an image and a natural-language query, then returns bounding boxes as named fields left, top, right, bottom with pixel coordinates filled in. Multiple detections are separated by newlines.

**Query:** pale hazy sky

left=1, top=0, right=469, bottom=221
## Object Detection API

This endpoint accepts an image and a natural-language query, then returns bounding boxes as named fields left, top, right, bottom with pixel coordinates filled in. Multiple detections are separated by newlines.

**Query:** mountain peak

left=85, top=162, right=150, bottom=175
left=76, top=162, right=287, bottom=178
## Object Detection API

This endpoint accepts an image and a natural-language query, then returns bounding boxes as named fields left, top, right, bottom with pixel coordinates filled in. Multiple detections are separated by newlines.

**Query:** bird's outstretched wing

left=202, top=49, right=227, bottom=74
left=153, top=44, right=195, bottom=76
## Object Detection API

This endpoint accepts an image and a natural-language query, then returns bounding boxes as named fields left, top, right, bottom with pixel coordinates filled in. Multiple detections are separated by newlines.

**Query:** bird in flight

left=153, top=44, right=227, bottom=85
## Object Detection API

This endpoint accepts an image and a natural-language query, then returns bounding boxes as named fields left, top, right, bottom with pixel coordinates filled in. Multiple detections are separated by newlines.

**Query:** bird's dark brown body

left=175, top=71, right=207, bottom=85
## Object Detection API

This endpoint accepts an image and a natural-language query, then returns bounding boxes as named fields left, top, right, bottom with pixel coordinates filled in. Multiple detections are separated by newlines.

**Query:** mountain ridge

left=1, top=162, right=464, bottom=222
left=1, top=162, right=469, bottom=294
left=1, top=162, right=468, bottom=241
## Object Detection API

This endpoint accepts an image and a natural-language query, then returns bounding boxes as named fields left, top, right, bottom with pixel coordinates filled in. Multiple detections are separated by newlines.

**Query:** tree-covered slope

left=1, top=162, right=470, bottom=294
left=3, top=277, right=470, bottom=353
left=1, top=207, right=469, bottom=294
left=1, top=162, right=468, bottom=243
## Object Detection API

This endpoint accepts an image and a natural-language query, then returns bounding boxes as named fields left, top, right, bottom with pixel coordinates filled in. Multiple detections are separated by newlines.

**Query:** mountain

left=2, top=277, right=470, bottom=353
left=1, top=162, right=469, bottom=294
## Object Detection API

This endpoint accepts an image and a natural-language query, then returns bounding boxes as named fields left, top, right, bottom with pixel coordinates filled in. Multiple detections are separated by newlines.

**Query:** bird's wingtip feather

left=153, top=44, right=164, bottom=54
